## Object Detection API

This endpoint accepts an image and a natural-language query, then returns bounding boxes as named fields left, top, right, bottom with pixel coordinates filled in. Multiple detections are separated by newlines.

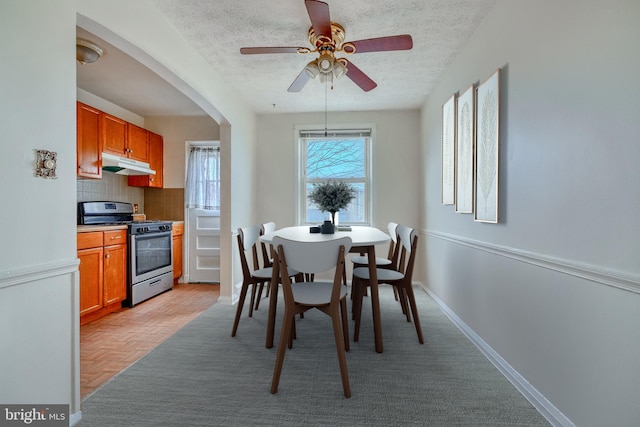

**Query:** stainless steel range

left=78, top=201, right=174, bottom=307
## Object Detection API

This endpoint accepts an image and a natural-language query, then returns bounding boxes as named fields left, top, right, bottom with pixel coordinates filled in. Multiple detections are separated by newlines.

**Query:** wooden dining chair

left=351, top=225, right=424, bottom=344
left=270, top=235, right=353, bottom=398
left=254, top=221, right=276, bottom=309
left=231, top=225, right=297, bottom=337
left=351, top=222, right=400, bottom=301
left=351, top=222, right=399, bottom=269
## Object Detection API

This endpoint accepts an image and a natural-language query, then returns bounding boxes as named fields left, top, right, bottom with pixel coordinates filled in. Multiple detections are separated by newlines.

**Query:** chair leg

left=397, top=286, right=410, bottom=320
left=255, top=280, right=268, bottom=310
left=271, top=309, right=295, bottom=394
left=330, top=310, right=351, bottom=398
left=350, top=274, right=360, bottom=319
left=340, top=298, right=350, bottom=352
left=248, top=282, right=257, bottom=317
left=353, top=280, right=365, bottom=343
left=288, top=315, right=296, bottom=349
left=404, top=285, right=425, bottom=344
left=231, top=282, right=249, bottom=337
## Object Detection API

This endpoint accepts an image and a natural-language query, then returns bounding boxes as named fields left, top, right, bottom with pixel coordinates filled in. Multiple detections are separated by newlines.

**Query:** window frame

left=295, top=125, right=374, bottom=226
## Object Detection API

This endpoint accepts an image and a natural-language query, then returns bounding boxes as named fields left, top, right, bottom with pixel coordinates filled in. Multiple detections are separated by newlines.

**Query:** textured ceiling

left=77, top=0, right=497, bottom=117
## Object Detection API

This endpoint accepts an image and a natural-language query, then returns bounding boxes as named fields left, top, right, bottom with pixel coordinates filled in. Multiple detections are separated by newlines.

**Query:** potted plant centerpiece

left=308, top=180, right=356, bottom=234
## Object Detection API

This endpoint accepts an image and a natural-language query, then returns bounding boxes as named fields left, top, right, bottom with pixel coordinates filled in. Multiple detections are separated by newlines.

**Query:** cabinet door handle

left=110, top=235, right=121, bottom=240
left=105, top=253, right=111, bottom=259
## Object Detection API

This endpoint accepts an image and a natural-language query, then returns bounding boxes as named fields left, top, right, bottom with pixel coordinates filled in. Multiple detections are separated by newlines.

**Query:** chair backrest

left=274, top=236, right=352, bottom=304
left=396, top=225, right=418, bottom=280
left=237, top=225, right=262, bottom=273
left=261, top=222, right=276, bottom=235
left=273, top=236, right=352, bottom=275
left=388, top=222, right=399, bottom=244
left=387, top=222, right=399, bottom=263
left=260, top=222, right=277, bottom=267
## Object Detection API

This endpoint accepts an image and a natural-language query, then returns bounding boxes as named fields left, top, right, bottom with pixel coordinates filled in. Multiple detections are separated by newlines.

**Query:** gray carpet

left=77, top=286, right=550, bottom=426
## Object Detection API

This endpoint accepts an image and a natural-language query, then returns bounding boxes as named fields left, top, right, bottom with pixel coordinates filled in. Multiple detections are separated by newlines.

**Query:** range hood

left=102, top=152, right=155, bottom=176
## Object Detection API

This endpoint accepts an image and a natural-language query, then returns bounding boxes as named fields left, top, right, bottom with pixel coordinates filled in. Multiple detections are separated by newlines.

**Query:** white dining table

left=261, top=225, right=390, bottom=353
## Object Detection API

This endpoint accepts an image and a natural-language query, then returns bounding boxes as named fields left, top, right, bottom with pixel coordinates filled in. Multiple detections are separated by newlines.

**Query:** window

left=185, top=146, right=220, bottom=210
left=299, top=128, right=372, bottom=225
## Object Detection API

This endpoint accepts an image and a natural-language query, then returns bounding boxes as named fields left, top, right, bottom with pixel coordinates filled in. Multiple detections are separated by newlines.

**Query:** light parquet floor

left=80, top=283, right=220, bottom=399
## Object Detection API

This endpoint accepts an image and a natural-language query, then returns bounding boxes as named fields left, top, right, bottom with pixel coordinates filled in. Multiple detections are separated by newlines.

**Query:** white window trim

left=294, top=124, right=375, bottom=226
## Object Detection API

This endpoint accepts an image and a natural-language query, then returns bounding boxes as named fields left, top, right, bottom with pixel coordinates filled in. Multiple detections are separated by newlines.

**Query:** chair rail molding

left=423, top=230, right=640, bottom=295
left=0, top=258, right=79, bottom=290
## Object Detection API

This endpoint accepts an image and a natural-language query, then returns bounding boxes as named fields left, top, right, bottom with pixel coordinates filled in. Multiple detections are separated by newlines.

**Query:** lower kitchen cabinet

left=78, top=246, right=103, bottom=316
left=172, top=222, right=184, bottom=284
left=78, top=229, right=127, bottom=325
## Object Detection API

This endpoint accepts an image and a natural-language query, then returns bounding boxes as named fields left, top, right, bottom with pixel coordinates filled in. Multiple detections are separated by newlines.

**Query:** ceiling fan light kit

left=304, top=61, right=321, bottom=78
left=240, top=0, right=413, bottom=92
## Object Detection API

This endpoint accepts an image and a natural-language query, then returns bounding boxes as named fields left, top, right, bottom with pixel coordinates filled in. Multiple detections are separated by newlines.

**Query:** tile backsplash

left=77, top=172, right=145, bottom=210
left=76, top=172, right=185, bottom=221
left=144, top=188, right=184, bottom=221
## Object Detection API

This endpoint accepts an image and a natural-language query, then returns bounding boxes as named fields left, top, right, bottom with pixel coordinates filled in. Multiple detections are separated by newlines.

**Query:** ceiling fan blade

left=305, top=0, right=331, bottom=38
left=343, top=59, right=377, bottom=92
left=240, top=47, right=304, bottom=54
left=288, top=69, right=311, bottom=92
left=347, top=35, right=413, bottom=53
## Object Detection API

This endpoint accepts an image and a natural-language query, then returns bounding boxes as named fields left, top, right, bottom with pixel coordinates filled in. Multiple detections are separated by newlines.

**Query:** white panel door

left=187, top=208, right=220, bottom=283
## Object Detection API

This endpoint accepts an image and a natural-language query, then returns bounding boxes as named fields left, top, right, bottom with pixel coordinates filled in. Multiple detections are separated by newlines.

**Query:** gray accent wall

left=420, top=1, right=640, bottom=425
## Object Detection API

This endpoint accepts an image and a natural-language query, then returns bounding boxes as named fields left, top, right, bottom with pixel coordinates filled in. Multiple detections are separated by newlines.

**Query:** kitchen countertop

left=77, top=220, right=183, bottom=233
left=77, top=224, right=128, bottom=232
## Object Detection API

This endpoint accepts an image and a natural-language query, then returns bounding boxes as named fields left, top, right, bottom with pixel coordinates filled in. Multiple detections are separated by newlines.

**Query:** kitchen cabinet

left=78, top=229, right=128, bottom=325
left=76, top=102, right=102, bottom=179
left=103, top=230, right=127, bottom=306
left=77, top=102, right=163, bottom=180
left=172, top=222, right=184, bottom=284
left=128, top=131, right=163, bottom=188
left=101, top=113, right=128, bottom=157
left=126, top=123, right=150, bottom=163
left=101, top=118, right=149, bottom=163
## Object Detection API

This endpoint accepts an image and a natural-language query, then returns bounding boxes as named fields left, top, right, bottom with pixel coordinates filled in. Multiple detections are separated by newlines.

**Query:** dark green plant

left=308, top=181, right=356, bottom=224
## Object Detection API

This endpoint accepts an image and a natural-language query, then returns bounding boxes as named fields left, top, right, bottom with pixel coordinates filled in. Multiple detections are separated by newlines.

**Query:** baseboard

left=70, top=410, right=82, bottom=426
left=423, top=286, right=575, bottom=427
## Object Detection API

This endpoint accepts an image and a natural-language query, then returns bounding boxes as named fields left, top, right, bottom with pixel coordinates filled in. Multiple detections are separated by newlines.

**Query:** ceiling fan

left=240, top=0, right=413, bottom=92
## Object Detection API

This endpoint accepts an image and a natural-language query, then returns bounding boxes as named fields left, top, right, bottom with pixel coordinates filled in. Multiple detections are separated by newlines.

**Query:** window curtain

left=185, top=146, right=220, bottom=210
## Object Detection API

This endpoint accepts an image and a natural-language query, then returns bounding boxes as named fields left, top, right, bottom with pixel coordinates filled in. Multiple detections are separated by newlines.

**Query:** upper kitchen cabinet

left=77, top=102, right=102, bottom=179
left=101, top=113, right=127, bottom=156
left=126, top=123, right=150, bottom=163
left=128, top=131, right=163, bottom=188
left=101, top=118, right=149, bottom=163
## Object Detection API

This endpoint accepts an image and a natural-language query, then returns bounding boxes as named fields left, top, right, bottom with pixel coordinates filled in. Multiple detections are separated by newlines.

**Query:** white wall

left=0, top=0, right=80, bottom=421
left=420, top=1, right=640, bottom=425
